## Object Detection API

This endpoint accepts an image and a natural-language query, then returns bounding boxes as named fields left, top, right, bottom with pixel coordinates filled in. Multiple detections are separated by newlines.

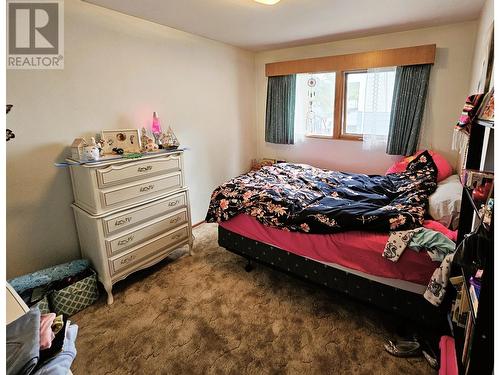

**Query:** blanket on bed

left=206, top=151, right=438, bottom=234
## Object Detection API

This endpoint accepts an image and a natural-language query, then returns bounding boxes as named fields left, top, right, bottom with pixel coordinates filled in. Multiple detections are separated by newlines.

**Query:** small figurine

left=112, top=147, right=124, bottom=155
left=81, top=139, right=100, bottom=161
left=159, top=126, right=180, bottom=149
left=141, top=127, right=158, bottom=152
left=144, top=138, right=159, bottom=152
left=82, top=145, right=100, bottom=161
left=71, top=138, right=88, bottom=160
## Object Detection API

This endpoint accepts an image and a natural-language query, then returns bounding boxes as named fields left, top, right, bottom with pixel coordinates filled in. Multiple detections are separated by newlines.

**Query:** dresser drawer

left=110, top=226, right=188, bottom=275
left=106, top=209, right=188, bottom=256
left=95, top=154, right=181, bottom=188
left=103, top=192, right=187, bottom=236
left=100, top=172, right=182, bottom=210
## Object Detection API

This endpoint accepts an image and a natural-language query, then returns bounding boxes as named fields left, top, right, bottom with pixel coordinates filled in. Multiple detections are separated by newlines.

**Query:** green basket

left=32, top=295, right=51, bottom=314
left=49, top=270, right=99, bottom=316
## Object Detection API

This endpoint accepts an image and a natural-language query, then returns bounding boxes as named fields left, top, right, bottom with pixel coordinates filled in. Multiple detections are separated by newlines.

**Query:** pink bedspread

left=220, top=214, right=456, bottom=286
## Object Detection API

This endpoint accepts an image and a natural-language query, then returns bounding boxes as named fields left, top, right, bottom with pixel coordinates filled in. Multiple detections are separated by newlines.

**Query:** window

left=343, top=68, right=396, bottom=138
left=294, top=68, right=396, bottom=140
left=294, top=72, right=336, bottom=137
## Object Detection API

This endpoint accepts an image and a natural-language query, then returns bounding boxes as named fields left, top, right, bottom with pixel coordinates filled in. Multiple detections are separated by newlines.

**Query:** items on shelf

left=449, top=276, right=469, bottom=328
left=479, top=198, right=494, bottom=225
left=471, top=180, right=493, bottom=203
left=449, top=270, right=485, bottom=373
left=477, top=88, right=494, bottom=122
left=461, top=169, right=494, bottom=189
left=468, top=270, right=482, bottom=317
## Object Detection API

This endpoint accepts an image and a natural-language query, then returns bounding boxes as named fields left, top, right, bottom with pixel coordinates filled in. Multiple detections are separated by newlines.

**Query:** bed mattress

left=220, top=214, right=452, bottom=288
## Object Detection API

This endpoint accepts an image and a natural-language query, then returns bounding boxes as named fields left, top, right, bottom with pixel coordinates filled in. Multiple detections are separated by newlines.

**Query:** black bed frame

left=218, top=225, right=450, bottom=329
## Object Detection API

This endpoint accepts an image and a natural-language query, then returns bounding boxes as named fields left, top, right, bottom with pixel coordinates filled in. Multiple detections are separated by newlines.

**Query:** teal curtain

left=265, top=75, right=296, bottom=144
left=386, top=64, right=432, bottom=155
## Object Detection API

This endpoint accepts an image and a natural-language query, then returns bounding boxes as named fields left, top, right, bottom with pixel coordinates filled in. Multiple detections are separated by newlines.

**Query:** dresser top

left=67, top=149, right=184, bottom=168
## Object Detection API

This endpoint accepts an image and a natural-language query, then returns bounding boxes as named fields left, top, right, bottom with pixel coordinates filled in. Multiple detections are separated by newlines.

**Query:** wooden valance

left=265, top=44, right=436, bottom=77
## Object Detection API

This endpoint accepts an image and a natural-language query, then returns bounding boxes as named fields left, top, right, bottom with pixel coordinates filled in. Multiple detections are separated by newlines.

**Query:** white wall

left=255, top=22, right=478, bottom=174
left=6, top=0, right=256, bottom=278
left=469, top=0, right=494, bottom=92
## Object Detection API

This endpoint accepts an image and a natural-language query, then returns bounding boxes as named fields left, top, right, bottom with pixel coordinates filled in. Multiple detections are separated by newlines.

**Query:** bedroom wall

left=468, top=0, right=494, bottom=92
left=254, top=22, right=478, bottom=174
left=6, top=0, right=256, bottom=278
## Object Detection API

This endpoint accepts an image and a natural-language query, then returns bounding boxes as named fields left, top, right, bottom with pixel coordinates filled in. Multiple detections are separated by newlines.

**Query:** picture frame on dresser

left=68, top=150, right=194, bottom=305
left=101, top=129, right=141, bottom=154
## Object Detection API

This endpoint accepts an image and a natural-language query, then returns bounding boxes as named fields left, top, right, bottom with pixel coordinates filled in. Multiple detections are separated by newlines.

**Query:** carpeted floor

left=71, top=223, right=434, bottom=374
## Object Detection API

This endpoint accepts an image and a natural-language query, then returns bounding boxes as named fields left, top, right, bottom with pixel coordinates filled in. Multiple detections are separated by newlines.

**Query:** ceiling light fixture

left=254, top=0, right=281, bottom=5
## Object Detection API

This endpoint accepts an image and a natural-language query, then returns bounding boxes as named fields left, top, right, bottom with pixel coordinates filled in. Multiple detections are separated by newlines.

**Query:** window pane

left=295, top=72, right=336, bottom=136
left=344, top=69, right=396, bottom=136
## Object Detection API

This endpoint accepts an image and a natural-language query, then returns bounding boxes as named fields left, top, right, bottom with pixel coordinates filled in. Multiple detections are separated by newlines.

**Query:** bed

left=207, top=151, right=453, bottom=327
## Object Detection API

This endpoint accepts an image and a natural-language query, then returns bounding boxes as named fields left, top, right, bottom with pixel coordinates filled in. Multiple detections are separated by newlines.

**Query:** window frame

left=304, top=69, right=365, bottom=141
left=341, top=69, right=369, bottom=141
left=304, top=69, right=395, bottom=141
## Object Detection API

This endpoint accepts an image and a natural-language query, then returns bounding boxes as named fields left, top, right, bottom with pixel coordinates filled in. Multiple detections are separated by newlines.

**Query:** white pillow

left=428, top=174, right=462, bottom=229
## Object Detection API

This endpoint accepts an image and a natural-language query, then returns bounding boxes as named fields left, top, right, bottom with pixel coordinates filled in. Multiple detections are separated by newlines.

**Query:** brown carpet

left=71, top=223, right=434, bottom=374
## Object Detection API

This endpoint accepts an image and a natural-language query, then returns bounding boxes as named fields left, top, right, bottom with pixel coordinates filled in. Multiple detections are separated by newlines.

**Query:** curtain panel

left=265, top=75, right=296, bottom=144
left=386, top=64, right=432, bottom=155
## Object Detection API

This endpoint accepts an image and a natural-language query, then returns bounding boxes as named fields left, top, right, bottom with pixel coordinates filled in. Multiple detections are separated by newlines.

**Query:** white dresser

left=69, top=150, right=193, bottom=304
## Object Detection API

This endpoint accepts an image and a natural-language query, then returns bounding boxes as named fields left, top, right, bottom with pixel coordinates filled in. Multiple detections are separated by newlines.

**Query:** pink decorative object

left=472, top=181, right=493, bottom=203
left=439, top=336, right=458, bottom=375
left=151, top=111, right=161, bottom=134
left=385, top=150, right=453, bottom=182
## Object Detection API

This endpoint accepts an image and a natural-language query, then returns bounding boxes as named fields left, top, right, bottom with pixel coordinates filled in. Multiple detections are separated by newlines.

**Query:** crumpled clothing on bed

left=383, top=228, right=456, bottom=306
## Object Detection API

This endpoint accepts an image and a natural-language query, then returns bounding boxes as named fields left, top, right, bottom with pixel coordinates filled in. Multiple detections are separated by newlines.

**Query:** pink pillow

left=423, top=220, right=458, bottom=242
left=386, top=150, right=453, bottom=182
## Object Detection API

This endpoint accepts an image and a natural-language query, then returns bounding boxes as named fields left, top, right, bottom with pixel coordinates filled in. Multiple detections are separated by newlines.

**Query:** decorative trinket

left=141, top=127, right=158, bottom=152
left=70, top=138, right=88, bottom=160
left=159, top=126, right=180, bottom=149
left=144, top=138, right=159, bottom=152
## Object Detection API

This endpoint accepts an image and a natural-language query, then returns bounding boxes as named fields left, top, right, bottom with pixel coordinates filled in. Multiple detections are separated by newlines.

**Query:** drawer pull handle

left=139, top=184, right=154, bottom=192
left=137, top=166, right=153, bottom=173
left=120, top=254, right=136, bottom=265
left=171, top=233, right=183, bottom=240
left=170, top=217, right=181, bottom=224
left=118, top=236, right=134, bottom=246
left=115, top=217, right=132, bottom=226
left=168, top=200, right=180, bottom=207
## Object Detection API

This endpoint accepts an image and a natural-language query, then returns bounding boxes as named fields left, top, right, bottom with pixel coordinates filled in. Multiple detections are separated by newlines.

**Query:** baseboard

left=192, top=220, right=205, bottom=228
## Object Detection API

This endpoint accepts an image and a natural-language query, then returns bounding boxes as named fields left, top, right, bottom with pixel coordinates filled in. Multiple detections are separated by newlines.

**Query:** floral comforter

left=206, top=151, right=438, bottom=234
